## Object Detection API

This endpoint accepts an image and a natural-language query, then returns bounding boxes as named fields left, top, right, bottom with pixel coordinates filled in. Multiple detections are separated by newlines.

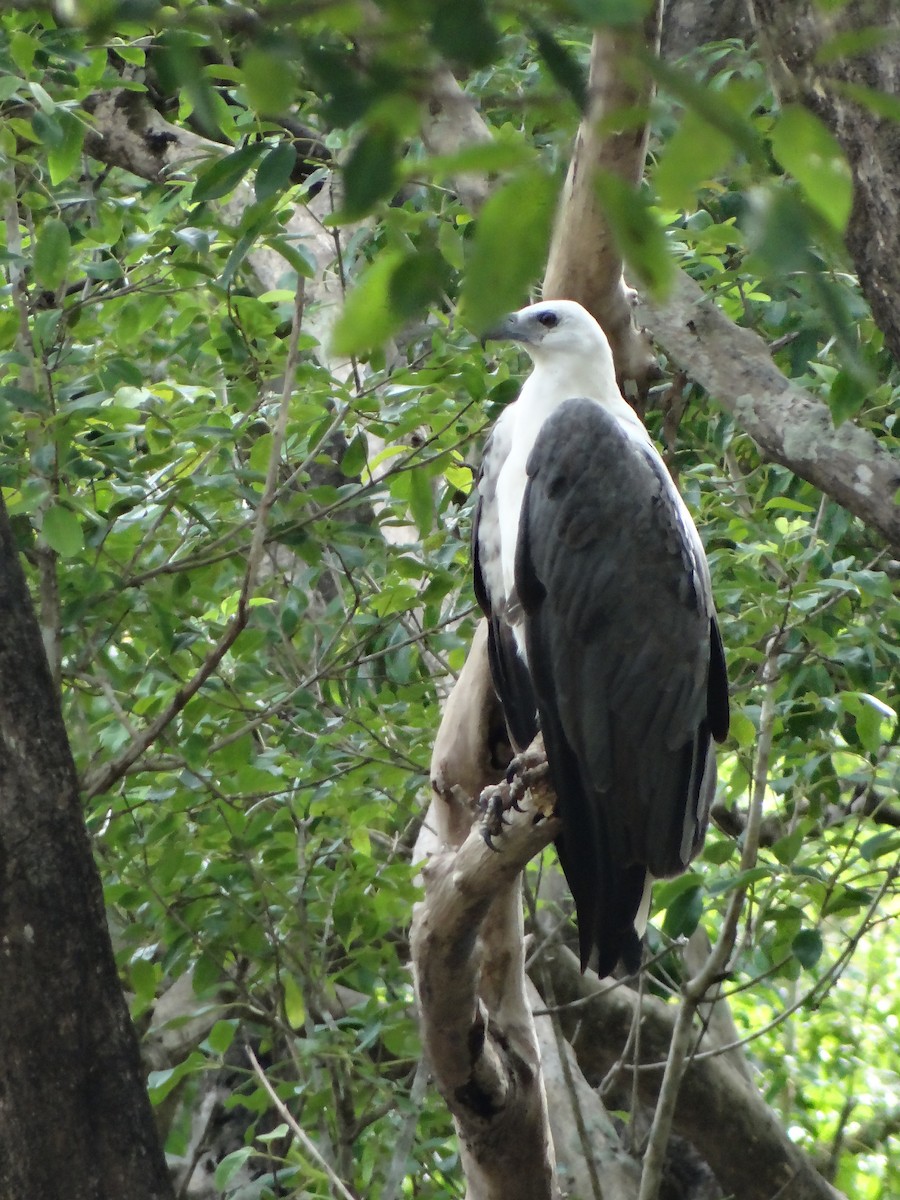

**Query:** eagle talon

left=481, top=828, right=501, bottom=852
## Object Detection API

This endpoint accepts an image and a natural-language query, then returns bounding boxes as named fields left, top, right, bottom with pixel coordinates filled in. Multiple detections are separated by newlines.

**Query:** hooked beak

left=480, top=312, right=531, bottom=349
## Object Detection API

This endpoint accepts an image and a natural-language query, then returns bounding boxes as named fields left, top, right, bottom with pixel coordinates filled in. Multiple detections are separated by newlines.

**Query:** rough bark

left=750, top=0, right=900, bottom=364
left=661, top=0, right=751, bottom=58
left=637, top=269, right=900, bottom=554
left=533, top=940, right=845, bottom=1200
left=0, top=497, right=174, bottom=1200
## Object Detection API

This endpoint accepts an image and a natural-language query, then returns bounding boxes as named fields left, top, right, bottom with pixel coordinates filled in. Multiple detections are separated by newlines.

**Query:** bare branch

left=246, top=1044, right=358, bottom=1200
left=411, top=777, right=561, bottom=1200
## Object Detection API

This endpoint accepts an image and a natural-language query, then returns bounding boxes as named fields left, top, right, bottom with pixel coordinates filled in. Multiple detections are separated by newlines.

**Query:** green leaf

left=341, top=432, right=367, bottom=478
left=10, top=31, right=39, bottom=73
left=771, top=826, right=805, bottom=866
left=33, top=218, right=71, bottom=290
left=41, top=505, right=83, bottom=557
left=148, top=1050, right=207, bottom=1104
left=331, top=250, right=407, bottom=356
left=48, top=111, right=85, bottom=186
left=855, top=702, right=885, bottom=755
left=655, top=109, right=733, bottom=210
left=729, top=710, right=756, bottom=749
left=662, top=883, right=703, bottom=939
left=860, top=831, right=900, bottom=863
left=242, top=48, right=295, bottom=116
left=31, top=108, right=63, bottom=149
left=341, top=126, right=399, bottom=220
left=530, top=23, right=587, bottom=110
left=594, top=171, right=673, bottom=294
left=206, top=1019, right=238, bottom=1055
left=430, top=0, right=499, bottom=68
left=833, top=81, right=900, bottom=123
left=387, top=246, right=449, bottom=319
left=457, top=168, right=557, bottom=332
left=214, top=1146, right=254, bottom=1189
left=156, top=29, right=223, bottom=139
left=266, top=235, right=316, bottom=278
left=827, top=369, right=867, bottom=427
left=255, top=143, right=297, bottom=202
left=792, top=928, right=823, bottom=970
left=409, top=467, right=434, bottom=536
left=770, top=105, right=852, bottom=233
left=192, top=144, right=265, bottom=203
left=282, top=972, right=306, bottom=1029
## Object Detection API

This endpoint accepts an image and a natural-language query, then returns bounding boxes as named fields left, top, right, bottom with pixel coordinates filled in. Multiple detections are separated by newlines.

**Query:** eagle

left=472, top=300, right=729, bottom=977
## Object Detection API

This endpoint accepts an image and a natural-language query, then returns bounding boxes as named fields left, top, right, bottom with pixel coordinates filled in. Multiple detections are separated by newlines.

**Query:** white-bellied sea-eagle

left=473, top=300, right=729, bottom=977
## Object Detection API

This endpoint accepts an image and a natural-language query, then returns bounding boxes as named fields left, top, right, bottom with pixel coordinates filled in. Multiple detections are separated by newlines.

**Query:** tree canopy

left=0, top=2, right=898, bottom=1198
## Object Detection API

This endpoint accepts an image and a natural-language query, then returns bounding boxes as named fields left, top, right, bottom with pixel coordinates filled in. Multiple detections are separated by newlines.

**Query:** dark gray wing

left=473, top=419, right=539, bottom=751
left=517, top=397, right=728, bottom=974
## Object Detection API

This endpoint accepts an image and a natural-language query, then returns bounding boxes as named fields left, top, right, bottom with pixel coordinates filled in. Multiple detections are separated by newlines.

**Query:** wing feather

left=473, top=414, right=539, bottom=751
left=517, top=397, right=727, bottom=971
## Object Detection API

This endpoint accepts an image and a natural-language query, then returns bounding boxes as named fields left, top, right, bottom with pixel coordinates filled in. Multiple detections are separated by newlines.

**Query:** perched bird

left=473, top=300, right=729, bottom=977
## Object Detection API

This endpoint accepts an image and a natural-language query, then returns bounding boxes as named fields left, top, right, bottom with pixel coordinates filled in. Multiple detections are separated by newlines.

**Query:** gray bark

left=0, top=497, right=174, bottom=1200
left=750, top=0, right=900, bottom=363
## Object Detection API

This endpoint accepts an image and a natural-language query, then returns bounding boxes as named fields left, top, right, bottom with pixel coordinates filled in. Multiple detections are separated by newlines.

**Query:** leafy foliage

left=1, top=3, right=898, bottom=1198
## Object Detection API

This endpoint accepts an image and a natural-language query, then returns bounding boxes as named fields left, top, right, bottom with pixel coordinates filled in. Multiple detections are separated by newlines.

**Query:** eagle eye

left=537, top=311, right=559, bottom=329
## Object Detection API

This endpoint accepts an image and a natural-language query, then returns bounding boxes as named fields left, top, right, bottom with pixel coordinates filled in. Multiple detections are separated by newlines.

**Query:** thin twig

left=245, top=1043, right=358, bottom=1200
left=81, top=282, right=306, bottom=799
left=380, top=1058, right=429, bottom=1200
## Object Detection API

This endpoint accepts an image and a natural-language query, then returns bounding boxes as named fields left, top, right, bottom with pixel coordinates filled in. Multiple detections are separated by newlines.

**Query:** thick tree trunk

left=750, top=0, right=900, bottom=363
left=0, top=498, right=173, bottom=1200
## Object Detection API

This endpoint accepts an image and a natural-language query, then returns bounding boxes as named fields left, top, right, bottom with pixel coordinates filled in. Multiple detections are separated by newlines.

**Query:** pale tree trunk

left=0, top=497, right=175, bottom=1200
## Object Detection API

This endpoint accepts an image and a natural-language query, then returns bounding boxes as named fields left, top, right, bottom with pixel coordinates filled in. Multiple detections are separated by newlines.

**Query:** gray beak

left=480, top=312, right=529, bottom=349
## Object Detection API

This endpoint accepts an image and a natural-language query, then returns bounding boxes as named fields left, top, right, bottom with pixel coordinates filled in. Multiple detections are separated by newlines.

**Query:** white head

left=483, top=299, right=617, bottom=378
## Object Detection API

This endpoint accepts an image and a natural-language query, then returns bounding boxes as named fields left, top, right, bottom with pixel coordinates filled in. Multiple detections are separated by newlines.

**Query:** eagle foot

left=478, top=782, right=515, bottom=850
left=506, top=747, right=550, bottom=793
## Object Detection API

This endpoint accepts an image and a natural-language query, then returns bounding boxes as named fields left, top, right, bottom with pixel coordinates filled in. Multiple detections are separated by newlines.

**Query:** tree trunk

left=0, top=498, right=174, bottom=1200
left=750, top=0, right=900, bottom=362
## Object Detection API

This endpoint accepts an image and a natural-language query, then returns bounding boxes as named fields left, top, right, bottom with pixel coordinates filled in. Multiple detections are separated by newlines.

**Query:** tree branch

left=411, top=770, right=561, bottom=1200
left=543, top=20, right=662, bottom=392
left=637, top=270, right=900, bottom=553
left=532, top=939, right=845, bottom=1200
left=81, top=283, right=306, bottom=799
